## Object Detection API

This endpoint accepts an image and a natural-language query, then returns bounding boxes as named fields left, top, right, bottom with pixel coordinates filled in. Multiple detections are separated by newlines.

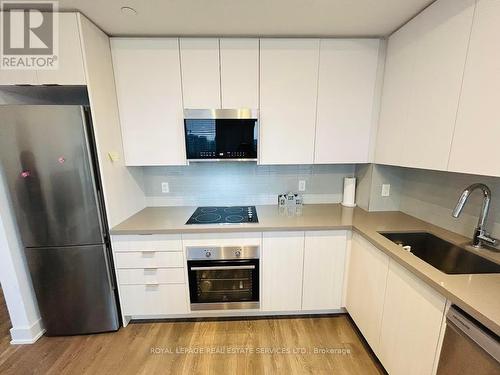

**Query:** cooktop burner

left=186, top=206, right=258, bottom=225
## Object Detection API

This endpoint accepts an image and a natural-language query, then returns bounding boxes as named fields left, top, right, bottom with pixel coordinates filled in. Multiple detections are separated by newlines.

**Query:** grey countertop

left=111, top=204, right=500, bottom=336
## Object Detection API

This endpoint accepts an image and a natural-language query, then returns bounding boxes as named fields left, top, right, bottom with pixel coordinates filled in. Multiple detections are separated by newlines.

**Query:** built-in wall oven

left=187, top=246, right=260, bottom=311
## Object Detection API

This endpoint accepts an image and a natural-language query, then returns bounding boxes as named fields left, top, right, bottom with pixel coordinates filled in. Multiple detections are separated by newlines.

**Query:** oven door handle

left=190, top=265, right=255, bottom=271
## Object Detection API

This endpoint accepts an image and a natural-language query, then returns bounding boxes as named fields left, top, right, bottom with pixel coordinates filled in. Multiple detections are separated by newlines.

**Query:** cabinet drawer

left=120, top=284, right=189, bottom=316
left=117, top=268, right=185, bottom=285
left=115, top=252, right=184, bottom=269
left=111, top=235, right=182, bottom=252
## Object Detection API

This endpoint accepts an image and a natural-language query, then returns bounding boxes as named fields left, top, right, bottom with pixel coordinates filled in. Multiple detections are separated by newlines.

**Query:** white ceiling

left=57, top=0, right=435, bottom=37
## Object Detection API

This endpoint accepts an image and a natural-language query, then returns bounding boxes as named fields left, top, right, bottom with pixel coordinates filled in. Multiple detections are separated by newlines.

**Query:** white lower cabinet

left=262, top=231, right=305, bottom=312
left=111, top=235, right=189, bottom=319
left=346, top=233, right=447, bottom=374
left=302, top=231, right=347, bottom=310
left=120, top=284, right=188, bottom=316
left=379, top=260, right=446, bottom=375
left=262, top=230, right=347, bottom=312
left=346, top=233, right=389, bottom=355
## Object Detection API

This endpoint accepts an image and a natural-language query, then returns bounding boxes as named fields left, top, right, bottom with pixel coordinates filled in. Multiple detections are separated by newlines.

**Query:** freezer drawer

left=120, top=284, right=188, bottom=315
left=114, top=251, right=184, bottom=269
left=25, top=244, right=119, bottom=336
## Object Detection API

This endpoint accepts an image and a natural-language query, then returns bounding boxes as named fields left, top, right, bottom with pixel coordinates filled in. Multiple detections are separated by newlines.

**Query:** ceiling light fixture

left=121, top=6, right=138, bottom=16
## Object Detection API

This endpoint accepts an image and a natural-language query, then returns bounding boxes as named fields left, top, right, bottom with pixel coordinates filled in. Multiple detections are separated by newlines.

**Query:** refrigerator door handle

left=102, top=246, right=116, bottom=290
left=80, top=106, right=107, bottom=243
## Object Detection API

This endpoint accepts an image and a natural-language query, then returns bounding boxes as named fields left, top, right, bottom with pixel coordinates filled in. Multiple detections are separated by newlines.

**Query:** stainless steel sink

left=379, top=232, right=500, bottom=274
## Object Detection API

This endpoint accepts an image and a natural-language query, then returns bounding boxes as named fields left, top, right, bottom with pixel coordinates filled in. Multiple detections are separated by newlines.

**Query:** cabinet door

left=375, top=18, right=419, bottom=166
left=262, top=231, right=304, bottom=311
left=220, top=38, right=259, bottom=109
left=0, top=69, right=37, bottom=85
left=180, top=38, right=221, bottom=109
left=376, top=0, right=475, bottom=170
left=401, top=0, right=475, bottom=170
left=120, top=284, right=189, bottom=316
left=379, top=260, right=446, bottom=375
left=448, top=0, right=500, bottom=177
left=111, top=38, right=186, bottom=166
left=0, top=10, right=36, bottom=83
left=259, top=39, right=319, bottom=165
left=315, top=39, right=380, bottom=164
left=345, top=233, right=389, bottom=355
left=302, top=231, right=347, bottom=310
left=37, top=13, right=86, bottom=85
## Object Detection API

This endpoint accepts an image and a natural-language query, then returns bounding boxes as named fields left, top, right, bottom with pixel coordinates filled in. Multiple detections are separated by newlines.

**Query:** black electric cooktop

left=186, top=206, right=258, bottom=225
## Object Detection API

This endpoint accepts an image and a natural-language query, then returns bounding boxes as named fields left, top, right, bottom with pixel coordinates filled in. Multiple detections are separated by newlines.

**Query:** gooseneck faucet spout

left=452, top=183, right=497, bottom=248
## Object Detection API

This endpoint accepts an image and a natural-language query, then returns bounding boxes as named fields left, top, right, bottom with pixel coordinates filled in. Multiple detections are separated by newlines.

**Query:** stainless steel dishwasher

left=437, top=306, right=500, bottom=374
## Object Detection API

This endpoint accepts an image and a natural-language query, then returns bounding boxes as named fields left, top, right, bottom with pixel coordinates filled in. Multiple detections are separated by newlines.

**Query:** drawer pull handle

left=141, top=251, right=156, bottom=258
left=191, top=265, right=255, bottom=271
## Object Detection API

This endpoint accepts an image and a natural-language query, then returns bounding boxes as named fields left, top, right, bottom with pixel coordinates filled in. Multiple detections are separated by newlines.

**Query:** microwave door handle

left=190, top=265, right=255, bottom=271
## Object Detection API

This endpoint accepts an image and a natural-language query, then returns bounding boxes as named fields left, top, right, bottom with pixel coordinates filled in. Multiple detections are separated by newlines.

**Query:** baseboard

left=9, top=318, right=45, bottom=345
left=127, top=308, right=347, bottom=322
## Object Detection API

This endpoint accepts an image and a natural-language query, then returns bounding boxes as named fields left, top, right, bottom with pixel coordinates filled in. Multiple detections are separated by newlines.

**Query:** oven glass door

left=188, top=259, right=259, bottom=304
left=184, top=119, right=258, bottom=160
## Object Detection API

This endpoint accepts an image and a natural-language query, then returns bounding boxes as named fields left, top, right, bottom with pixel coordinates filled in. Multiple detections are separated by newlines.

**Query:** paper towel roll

left=342, top=177, right=357, bottom=207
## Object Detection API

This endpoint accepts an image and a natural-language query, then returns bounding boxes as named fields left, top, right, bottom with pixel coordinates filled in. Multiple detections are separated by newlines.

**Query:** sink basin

left=379, top=232, right=500, bottom=275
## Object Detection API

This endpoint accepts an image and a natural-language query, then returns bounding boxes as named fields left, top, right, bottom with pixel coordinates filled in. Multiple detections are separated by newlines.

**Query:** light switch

left=161, top=182, right=169, bottom=193
left=299, top=180, right=306, bottom=192
left=381, top=184, right=391, bottom=197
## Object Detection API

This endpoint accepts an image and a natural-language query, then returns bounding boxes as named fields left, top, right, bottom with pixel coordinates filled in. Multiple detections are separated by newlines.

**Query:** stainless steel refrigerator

left=0, top=92, right=120, bottom=336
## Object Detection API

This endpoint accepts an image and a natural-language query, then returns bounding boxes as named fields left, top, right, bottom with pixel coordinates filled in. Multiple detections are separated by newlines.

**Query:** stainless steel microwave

left=184, top=109, right=258, bottom=161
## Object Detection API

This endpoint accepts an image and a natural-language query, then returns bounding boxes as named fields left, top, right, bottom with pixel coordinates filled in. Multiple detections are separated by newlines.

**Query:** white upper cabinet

left=379, top=260, right=446, bottom=375
left=219, top=38, right=259, bottom=109
left=314, top=39, right=380, bottom=164
left=0, top=12, right=85, bottom=85
left=259, top=39, right=320, bottom=165
left=302, top=231, right=347, bottom=310
left=111, top=38, right=186, bottom=166
left=402, top=0, right=475, bottom=170
left=448, top=0, right=500, bottom=177
left=0, top=69, right=37, bottom=85
left=37, top=13, right=86, bottom=85
left=179, top=38, right=221, bottom=109
left=376, top=0, right=475, bottom=170
left=375, top=18, right=419, bottom=166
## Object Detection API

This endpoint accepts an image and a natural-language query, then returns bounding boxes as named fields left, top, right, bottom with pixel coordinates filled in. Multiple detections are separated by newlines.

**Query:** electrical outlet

left=381, top=184, right=391, bottom=197
left=161, top=182, right=169, bottom=194
left=299, top=180, right=306, bottom=192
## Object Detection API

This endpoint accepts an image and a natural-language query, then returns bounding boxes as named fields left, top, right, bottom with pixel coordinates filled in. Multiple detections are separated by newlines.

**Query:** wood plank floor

left=0, top=290, right=384, bottom=375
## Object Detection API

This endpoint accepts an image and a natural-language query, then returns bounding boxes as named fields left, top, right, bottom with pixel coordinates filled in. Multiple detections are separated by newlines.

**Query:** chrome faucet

left=452, top=183, right=498, bottom=248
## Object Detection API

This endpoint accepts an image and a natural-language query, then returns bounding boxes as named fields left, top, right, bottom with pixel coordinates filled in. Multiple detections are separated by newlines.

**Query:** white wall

left=358, top=164, right=500, bottom=240
left=140, top=163, right=355, bottom=206
left=0, top=169, right=44, bottom=344
left=400, top=168, right=500, bottom=239
left=355, top=164, right=403, bottom=212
